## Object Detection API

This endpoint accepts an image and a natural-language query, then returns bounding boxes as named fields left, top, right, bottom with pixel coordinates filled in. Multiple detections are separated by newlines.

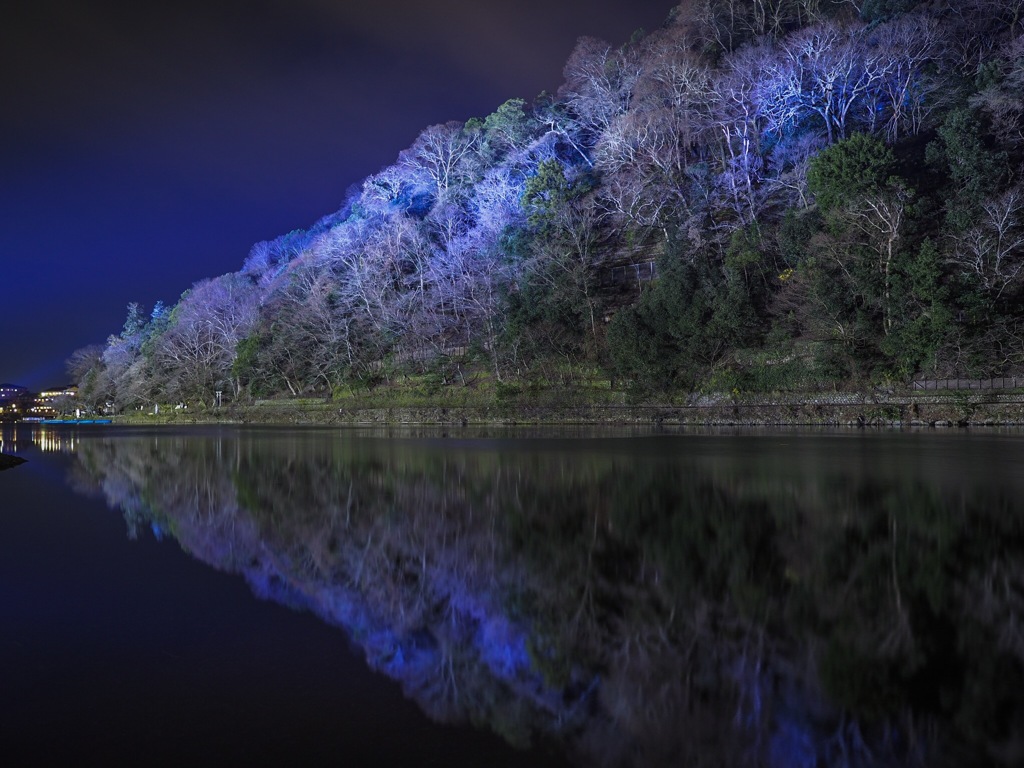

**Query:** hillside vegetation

left=70, top=0, right=1024, bottom=411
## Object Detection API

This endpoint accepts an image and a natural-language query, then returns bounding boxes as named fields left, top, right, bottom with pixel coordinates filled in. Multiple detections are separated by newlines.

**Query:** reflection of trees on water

left=70, top=432, right=1024, bottom=767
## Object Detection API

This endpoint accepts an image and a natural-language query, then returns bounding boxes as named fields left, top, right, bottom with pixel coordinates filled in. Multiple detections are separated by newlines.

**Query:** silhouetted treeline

left=69, top=0, right=1024, bottom=408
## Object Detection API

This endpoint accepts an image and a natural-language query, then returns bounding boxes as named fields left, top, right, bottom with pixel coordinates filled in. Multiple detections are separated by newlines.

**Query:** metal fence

left=911, top=378, right=1023, bottom=391
left=599, top=260, right=658, bottom=289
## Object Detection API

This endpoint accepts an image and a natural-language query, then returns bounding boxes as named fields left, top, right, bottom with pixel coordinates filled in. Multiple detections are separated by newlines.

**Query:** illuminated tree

left=96, top=301, right=168, bottom=410
left=400, top=121, right=481, bottom=202
left=478, top=98, right=537, bottom=163
left=757, top=20, right=874, bottom=146
left=709, top=43, right=775, bottom=227
left=595, top=35, right=711, bottom=236
left=471, top=164, right=526, bottom=240
left=155, top=274, right=258, bottom=402
left=66, top=343, right=109, bottom=411
left=560, top=36, right=641, bottom=138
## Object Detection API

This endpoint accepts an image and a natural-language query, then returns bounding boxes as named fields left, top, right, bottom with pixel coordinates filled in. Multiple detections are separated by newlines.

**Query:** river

left=2, top=424, right=1023, bottom=767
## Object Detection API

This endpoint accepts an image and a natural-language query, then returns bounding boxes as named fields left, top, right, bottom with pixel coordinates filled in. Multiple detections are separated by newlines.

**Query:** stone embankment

left=113, top=391, right=1024, bottom=427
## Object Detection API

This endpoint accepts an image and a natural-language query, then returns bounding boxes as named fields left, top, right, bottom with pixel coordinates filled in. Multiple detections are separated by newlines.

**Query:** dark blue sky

left=1, top=0, right=676, bottom=390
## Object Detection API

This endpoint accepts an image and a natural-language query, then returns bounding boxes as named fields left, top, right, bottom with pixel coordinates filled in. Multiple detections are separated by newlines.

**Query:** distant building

left=31, top=385, right=78, bottom=418
left=0, top=384, right=31, bottom=420
left=0, top=384, right=78, bottom=420
left=0, top=383, right=28, bottom=401
left=38, top=385, right=78, bottom=401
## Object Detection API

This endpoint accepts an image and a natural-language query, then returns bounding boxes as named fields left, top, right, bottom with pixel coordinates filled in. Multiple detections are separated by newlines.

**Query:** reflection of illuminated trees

left=71, top=433, right=1024, bottom=767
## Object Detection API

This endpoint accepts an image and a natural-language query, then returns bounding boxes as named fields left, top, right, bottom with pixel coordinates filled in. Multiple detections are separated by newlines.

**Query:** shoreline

left=92, top=390, right=1024, bottom=428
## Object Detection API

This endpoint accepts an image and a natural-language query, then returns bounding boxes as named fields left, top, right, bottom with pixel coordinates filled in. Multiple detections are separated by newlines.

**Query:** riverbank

left=105, top=389, right=1024, bottom=428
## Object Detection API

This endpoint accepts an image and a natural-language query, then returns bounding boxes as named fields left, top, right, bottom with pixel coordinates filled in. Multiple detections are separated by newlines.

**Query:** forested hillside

left=70, top=0, right=1024, bottom=410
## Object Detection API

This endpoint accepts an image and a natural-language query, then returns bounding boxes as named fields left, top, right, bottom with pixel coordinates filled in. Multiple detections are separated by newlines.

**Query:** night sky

left=2, top=0, right=677, bottom=390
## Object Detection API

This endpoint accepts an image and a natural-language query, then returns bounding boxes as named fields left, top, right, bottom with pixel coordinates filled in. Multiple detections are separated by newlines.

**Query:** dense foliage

left=70, top=0, right=1024, bottom=408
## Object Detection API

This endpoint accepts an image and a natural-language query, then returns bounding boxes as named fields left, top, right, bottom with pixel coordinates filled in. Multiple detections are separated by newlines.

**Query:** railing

left=599, top=260, right=658, bottom=289
left=911, top=378, right=1023, bottom=391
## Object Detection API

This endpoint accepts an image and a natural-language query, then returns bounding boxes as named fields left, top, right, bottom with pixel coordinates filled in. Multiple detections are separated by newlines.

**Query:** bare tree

left=560, top=37, right=642, bottom=138
left=946, top=0, right=1024, bottom=73
left=400, top=122, right=481, bottom=201
left=952, top=186, right=1024, bottom=300
left=971, top=34, right=1024, bottom=150
left=707, top=43, right=777, bottom=226
left=866, top=13, right=948, bottom=141
left=766, top=130, right=825, bottom=209
left=757, top=20, right=873, bottom=145
left=155, top=274, right=259, bottom=402
left=694, top=0, right=807, bottom=52
left=361, top=163, right=427, bottom=214
left=844, top=182, right=913, bottom=334
left=286, top=258, right=384, bottom=391
left=471, top=164, right=526, bottom=240
left=595, top=35, right=712, bottom=236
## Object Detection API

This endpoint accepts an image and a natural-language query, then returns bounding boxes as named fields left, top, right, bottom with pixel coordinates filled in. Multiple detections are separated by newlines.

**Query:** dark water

left=3, top=424, right=1024, bottom=767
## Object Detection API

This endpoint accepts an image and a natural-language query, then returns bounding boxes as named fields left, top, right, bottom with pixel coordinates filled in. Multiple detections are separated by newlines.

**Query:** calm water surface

left=3, top=424, right=1024, bottom=767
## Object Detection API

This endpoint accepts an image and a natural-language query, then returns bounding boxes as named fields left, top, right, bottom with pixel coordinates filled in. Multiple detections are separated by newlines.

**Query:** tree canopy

left=69, top=1, right=1024, bottom=408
